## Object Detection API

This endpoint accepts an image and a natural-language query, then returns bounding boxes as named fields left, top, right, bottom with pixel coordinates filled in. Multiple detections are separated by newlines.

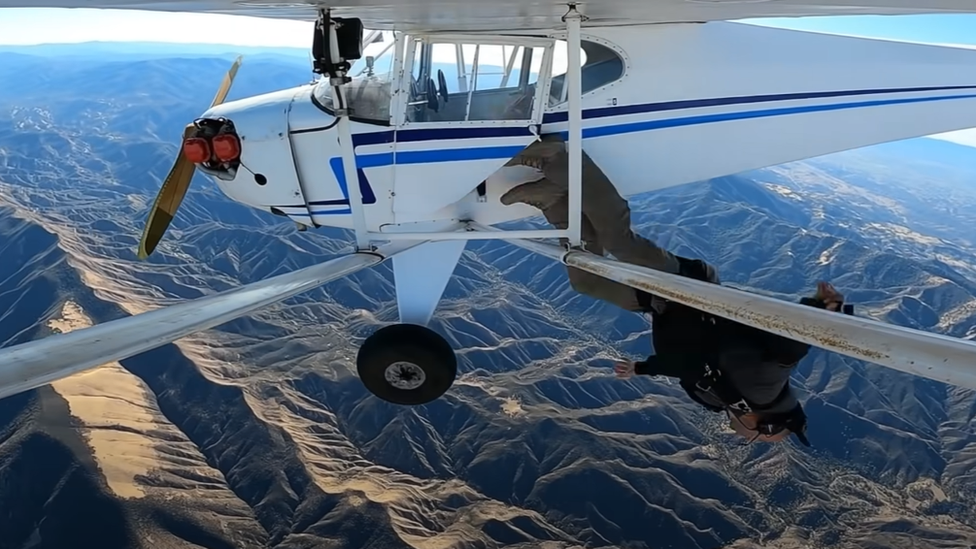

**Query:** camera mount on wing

left=310, top=12, right=459, bottom=407
left=311, top=10, right=362, bottom=87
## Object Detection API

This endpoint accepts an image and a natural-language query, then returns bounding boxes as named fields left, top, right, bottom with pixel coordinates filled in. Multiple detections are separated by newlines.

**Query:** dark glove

left=801, top=281, right=853, bottom=315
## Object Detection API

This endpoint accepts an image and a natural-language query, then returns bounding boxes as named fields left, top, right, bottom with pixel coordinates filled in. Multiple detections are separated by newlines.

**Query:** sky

left=0, top=8, right=314, bottom=47
left=2, top=7, right=976, bottom=145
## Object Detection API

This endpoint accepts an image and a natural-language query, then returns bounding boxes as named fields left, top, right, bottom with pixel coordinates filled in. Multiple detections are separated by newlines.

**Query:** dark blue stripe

left=541, top=85, right=976, bottom=124
left=352, top=126, right=534, bottom=147
left=280, top=206, right=349, bottom=215
left=278, top=208, right=349, bottom=215
left=327, top=157, right=378, bottom=205
left=297, top=146, right=526, bottom=213
left=346, top=86, right=976, bottom=143
left=350, top=131, right=394, bottom=147
left=308, top=199, right=349, bottom=206
left=278, top=87, right=976, bottom=218
left=557, top=93, right=976, bottom=140
left=315, top=145, right=527, bottom=211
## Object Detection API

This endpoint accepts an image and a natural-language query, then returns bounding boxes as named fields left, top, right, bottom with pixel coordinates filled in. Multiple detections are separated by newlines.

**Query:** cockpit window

left=312, top=30, right=398, bottom=125
left=404, top=38, right=548, bottom=124
left=548, top=39, right=625, bottom=107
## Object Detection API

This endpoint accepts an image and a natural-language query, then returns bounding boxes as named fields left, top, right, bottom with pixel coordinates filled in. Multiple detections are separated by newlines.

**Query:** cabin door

left=390, top=34, right=554, bottom=218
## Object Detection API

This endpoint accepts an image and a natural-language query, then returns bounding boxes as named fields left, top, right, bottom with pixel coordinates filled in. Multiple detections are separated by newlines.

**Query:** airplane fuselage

left=201, top=21, right=976, bottom=235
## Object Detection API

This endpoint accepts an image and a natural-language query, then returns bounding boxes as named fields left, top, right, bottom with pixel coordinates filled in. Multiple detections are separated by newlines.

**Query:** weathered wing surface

left=3, top=0, right=976, bottom=31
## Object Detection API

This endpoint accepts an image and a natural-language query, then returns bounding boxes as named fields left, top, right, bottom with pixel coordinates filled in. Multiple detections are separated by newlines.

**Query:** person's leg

left=502, top=136, right=683, bottom=275
left=535, top=193, right=643, bottom=312
left=568, top=266, right=644, bottom=312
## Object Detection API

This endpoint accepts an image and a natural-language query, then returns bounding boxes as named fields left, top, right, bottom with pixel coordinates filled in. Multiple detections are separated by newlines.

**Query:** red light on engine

left=212, top=134, right=241, bottom=163
left=182, top=137, right=211, bottom=164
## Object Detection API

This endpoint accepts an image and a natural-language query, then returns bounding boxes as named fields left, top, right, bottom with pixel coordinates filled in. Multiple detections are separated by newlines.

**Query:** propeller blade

left=137, top=56, right=243, bottom=260
left=137, top=125, right=197, bottom=260
left=210, top=55, right=243, bottom=108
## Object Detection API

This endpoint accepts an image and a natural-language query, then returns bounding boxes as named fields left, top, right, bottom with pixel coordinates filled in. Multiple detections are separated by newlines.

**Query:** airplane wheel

left=356, top=323, right=457, bottom=406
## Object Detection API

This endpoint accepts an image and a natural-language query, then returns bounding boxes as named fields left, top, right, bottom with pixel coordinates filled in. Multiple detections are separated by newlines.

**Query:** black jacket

left=632, top=259, right=829, bottom=413
left=634, top=305, right=813, bottom=413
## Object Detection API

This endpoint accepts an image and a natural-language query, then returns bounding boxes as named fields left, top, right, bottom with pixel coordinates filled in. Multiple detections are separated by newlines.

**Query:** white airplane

left=2, top=0, right=976, bottom=407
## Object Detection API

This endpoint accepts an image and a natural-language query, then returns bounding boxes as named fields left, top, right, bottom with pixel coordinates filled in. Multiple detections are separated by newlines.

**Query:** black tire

left=356, top=323, right=457, bottom=405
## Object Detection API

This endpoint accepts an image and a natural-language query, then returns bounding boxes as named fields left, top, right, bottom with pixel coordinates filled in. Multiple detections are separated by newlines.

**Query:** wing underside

left=3, top=0, right=976, bottom=31
left=0, top=242, right=418, bottom=401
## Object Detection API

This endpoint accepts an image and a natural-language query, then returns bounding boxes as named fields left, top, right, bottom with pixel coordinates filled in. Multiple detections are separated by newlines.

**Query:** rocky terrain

left=0, top=44, right=975, bottom=549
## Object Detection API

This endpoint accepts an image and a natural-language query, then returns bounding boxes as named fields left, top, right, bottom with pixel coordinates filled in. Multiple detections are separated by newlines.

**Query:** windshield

left=313, top=30, right=397, bottom=125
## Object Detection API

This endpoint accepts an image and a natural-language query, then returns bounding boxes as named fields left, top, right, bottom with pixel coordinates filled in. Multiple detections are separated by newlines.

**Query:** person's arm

left=758, top=281, right=846, bottom=366
left=801, top=281, right=845, bottom=312
left=631, top=353, right=700, bottom=378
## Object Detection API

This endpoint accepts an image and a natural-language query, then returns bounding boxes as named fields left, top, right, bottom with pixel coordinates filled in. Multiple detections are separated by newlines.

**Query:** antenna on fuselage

left=307, top=49, right=317, bottom=84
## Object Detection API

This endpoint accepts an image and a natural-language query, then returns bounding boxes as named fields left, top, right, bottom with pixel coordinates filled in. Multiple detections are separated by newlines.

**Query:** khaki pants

left=509, top=136, right=701, bottom=312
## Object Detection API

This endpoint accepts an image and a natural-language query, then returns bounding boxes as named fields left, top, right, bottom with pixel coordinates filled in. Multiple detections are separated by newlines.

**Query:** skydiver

left=499, top=136, right=847, bottom=446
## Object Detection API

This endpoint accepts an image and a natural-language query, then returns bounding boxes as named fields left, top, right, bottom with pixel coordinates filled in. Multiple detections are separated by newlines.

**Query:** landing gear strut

left=356, top=324, right=457, bottom=405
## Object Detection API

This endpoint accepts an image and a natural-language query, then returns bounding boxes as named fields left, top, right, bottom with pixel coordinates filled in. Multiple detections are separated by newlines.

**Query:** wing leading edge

left=474, top=224, right=976, bottom=392
left=0, top=241, right=419, bottom=401
left=3, top=1, right=976, bottom=31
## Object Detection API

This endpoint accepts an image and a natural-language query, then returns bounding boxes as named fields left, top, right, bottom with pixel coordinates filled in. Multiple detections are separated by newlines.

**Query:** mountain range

left=1, top=44, right=975, bottom=549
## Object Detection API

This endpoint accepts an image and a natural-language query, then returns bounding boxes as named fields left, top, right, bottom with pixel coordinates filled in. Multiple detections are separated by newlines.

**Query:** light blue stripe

left=395, top=145, right=527, bottom=164
left=331, top=145, right=527, bottom=173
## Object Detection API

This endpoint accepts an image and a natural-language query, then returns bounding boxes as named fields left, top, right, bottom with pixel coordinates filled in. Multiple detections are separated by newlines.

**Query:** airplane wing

left=473, top=224, right=976, bottom=392
left=0, top=241, right=418, bottom=401
left=3, top=0, right=976, bottom=31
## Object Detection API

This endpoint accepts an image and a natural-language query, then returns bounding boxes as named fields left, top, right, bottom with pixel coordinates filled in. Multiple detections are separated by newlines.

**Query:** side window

left=312, top=30, right=398, bottom=125
left=406, top=38, right=546, bottom=123
left=352, top=31, right=397, bottom=81
left=549, top=40, right=624, bottom=107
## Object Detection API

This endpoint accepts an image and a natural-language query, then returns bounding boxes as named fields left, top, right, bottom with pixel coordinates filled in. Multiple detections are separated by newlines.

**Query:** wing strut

left=564, top=3, right=585, bottom=248
left=0, top=241, right=421, bottom=401
left=319, top=10, right=370, bottom=251
left=471, top=223, right=976, bottom=391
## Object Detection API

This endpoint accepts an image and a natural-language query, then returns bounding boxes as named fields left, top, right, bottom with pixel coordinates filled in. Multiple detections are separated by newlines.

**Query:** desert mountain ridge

left=0, top=46, right=975, bottom=549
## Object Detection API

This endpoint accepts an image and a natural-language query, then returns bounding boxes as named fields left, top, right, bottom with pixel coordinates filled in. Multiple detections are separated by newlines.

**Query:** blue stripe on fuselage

left=325, top=145, right=525, bottom=210
left=342, top=84, right=976, bottom=146
left=350, top=126, right=534, bottom=147
left=296, top=86, right=976, bottom=216
left=540, top=84, right=976, bottom=124
left=559, top=92, right=976, bottom=140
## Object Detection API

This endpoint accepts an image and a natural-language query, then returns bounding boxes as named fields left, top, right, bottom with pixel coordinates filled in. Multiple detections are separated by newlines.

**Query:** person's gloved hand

left=614, top=360, right=636, bottom=379
left=814, top=281, right=844, bottom=312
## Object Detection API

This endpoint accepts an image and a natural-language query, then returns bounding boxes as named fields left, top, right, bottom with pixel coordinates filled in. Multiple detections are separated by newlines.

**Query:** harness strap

left=680, top=363, right=792, bottom=414
left=678, top=378, right=725, bottom=412
left=633, top=256, right=792, bottom=413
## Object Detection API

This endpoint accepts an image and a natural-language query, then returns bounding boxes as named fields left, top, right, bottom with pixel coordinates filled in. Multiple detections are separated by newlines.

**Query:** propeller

left=137, top=56, right=243, bottom=260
